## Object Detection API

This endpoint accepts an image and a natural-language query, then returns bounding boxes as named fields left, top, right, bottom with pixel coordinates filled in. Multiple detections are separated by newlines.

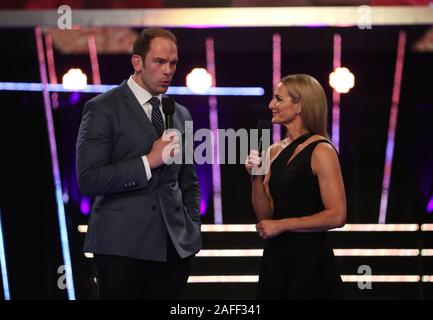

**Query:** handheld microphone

left=162, top=96, right=175, bottom=130
left=257, top=119, right=271, bottom=157
left=250, top=119, right=271, bottom=180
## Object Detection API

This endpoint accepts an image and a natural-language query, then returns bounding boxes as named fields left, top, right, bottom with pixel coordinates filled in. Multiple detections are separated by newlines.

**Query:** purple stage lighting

left=427, top=196, right=433, bottom=213
left=80, top=198, right=91, bottom=215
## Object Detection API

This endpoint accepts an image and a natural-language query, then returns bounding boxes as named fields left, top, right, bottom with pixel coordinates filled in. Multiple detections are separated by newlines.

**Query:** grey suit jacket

left=76, top=80, right=201, bottom=261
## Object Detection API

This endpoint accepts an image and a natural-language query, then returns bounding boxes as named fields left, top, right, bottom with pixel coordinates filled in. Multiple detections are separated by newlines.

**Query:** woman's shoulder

left=308, top=134, right=330, bottom=143
left=267, top=140, right=288, bottom=160
left=305, top=135, right=338, bottom=160
left=310, top=138, right=340, bottom=168
left=304, top=135, right=334, bottom=150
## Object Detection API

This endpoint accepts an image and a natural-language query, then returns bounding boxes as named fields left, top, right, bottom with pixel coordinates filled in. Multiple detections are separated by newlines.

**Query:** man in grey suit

left=76, top=28, right=201, bottom=299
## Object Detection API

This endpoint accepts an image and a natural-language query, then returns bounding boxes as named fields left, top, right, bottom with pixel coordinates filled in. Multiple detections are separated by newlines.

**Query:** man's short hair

left=133, top=28, right=177, bottom=59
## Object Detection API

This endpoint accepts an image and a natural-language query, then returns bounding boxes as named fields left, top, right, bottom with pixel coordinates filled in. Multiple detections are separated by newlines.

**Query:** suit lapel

left=121, top=83, right=186, bottom=180
left=120, top=81, right=166, bottom=179
left=120, top=80, right=159, bottom=141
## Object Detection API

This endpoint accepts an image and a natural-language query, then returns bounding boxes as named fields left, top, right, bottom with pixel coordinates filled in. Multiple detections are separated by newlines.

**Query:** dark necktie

left=148, top=96, right=164, bottom=137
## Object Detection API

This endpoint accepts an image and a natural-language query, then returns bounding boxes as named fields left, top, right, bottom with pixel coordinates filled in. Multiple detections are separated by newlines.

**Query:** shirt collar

left=127, top=75, right=162, bottom=106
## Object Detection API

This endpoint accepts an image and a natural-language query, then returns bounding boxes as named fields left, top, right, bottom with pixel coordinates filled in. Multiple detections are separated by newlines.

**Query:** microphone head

left=256, top=119, right=271, bottom=154
left=257, top=119, right=271, bottom=152
left=162, top=96, right=175, bottom=115
left=257, top=119, right=271, bottom=131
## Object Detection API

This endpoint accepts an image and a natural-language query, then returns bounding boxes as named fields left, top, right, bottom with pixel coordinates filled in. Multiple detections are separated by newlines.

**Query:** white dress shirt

left=127, top=75, right=165, bottom=181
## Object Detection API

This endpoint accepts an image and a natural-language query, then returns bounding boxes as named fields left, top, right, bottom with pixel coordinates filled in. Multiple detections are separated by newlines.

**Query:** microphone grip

left=166, top=115, right=173, bottom=130
left=251, top=138, right=263, bottom=181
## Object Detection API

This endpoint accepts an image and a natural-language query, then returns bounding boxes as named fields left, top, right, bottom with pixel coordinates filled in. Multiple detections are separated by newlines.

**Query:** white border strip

left=334, top=249, right=420, bottom=256
left=341, top=275, right=420, bottom=282
left=421, top=249, right=433, bottom=256
left=201, top=224, right=257, bottom=232
left=187, top=275, right=433, bottom=283
left=84, top=248, right=431, bottom=258
left=197, top=249, right=423, bottom=257
left=78, top=224, right=432, bottom=233
left=188, top=276, right=258, bottom=283
left=334, top=224, right=420, bottom=232
left=0, top=7, right=432, bottom=27
left=197, top=249, right=263, bottom=257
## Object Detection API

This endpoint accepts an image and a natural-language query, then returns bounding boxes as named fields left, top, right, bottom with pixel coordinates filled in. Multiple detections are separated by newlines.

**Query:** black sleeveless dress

left=258, top=133, right=344, bottom=299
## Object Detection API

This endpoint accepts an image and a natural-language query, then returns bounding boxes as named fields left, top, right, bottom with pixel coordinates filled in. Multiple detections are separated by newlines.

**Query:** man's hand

left=147, top=131, right=181, bottom=169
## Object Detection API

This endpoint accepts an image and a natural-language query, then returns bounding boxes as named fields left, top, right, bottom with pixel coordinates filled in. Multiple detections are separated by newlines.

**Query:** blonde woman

left=246, top=74, right=346, bottom=299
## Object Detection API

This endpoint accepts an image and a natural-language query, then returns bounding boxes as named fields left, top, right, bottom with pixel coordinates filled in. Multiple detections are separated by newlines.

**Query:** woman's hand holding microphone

left=245, top=149, right=263, bottom=179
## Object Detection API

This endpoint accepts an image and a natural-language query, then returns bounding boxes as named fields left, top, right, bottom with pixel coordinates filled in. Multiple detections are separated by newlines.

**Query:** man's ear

left=131, top=55, right=143, bottom=72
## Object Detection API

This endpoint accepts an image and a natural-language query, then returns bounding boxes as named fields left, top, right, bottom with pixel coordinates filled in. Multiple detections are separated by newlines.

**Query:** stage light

left=62, top=190, right=69, bottom=204
left=188, top=276, right=258, bottom=283
left=329, top=67, right=355, bottom=94
left=77, top=225, right=88, bottom=233
left=427, top=196, right=433, bottom=213
left=80, top=198, right=90, bottom=215
left=421, top=249, right=433, bottom=256
left=197, top=249, right=263, bottom=257
left=341, top=275, right=420, bottom=282
left=200, top=198, right=207, bottom=215
left=0, top=82, right=264, bottom=96
left=421, top=224, right=433, bottom=231
left=78, top=223, right=424, bottom=233
left=0, top=209, right=11, bottom=300
left=186, top=68, right=212, bottom=94
left=62, top=68, right=87, bottom=90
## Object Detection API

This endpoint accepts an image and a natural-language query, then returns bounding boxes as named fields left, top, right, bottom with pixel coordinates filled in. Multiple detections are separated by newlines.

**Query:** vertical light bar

left=35, top=27, right=76, bottom=299
left=379, top=31, right=406, bottom=224
left=206, top=37, right=223, bottom=224
left=0, top=209, right=11, bottom=300
left=87, top=34, right=101, bottom=85
left=272, top=33, right=281, bottom=143
left=44, top=33, right=58, bottom=84
left=332, top=34, right=341, bottom=152
left=45, top=33, right=59, bottom=109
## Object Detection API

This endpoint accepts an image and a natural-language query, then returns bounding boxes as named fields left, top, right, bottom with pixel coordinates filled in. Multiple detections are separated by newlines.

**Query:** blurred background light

left=62, top=68, right=87, bottom=90
left=329, top=67, right=355, bottom=93
left=186, top=68, right=213, bottom=94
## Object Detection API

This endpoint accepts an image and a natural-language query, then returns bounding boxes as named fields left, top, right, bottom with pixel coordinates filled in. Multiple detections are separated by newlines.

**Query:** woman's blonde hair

left=280, top=74, right=329, bottom=139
